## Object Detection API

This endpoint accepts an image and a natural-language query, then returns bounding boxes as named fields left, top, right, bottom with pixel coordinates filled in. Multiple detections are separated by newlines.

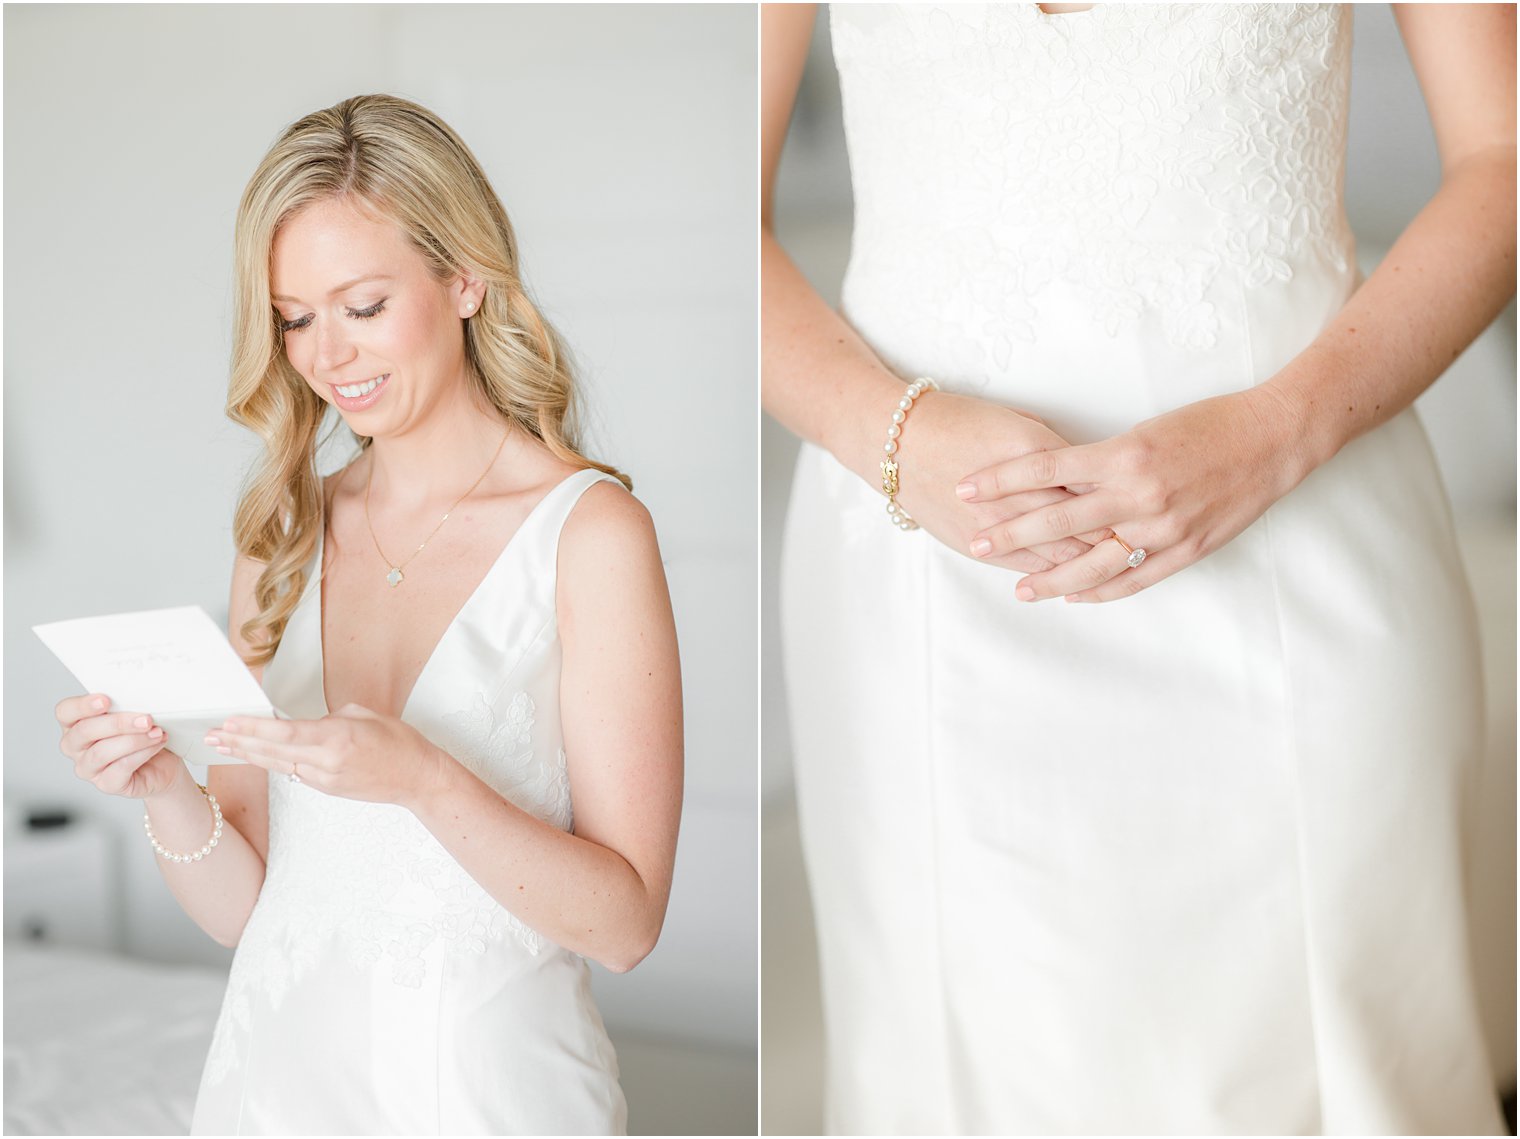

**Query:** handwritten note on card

left=34, top=606, right=285, bottom=766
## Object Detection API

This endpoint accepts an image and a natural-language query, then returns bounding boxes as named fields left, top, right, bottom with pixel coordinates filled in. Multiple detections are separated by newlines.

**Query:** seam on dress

left=1252, top=294, right=1326, bottom=1135
left=922, top=535, right=960, bottom=1133
left=484, top=613, right=557, bottom=710
left=436, top=954, right=445, bottom=1135
left=828, top=3, right=862, bottom=310
left=233, top=979, right=254, bottom=1135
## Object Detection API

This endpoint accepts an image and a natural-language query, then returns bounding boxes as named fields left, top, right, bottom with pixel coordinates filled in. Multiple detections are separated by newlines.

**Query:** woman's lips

left=330, top=373, right=390, bottom=411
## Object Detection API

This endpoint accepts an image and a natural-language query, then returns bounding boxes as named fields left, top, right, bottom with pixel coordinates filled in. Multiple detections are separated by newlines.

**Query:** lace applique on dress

left=441, top=691, right=575, bottom=833
left=832, top=4, right=1354, bottom=360
left=202, top=688, right=576, bottom=1085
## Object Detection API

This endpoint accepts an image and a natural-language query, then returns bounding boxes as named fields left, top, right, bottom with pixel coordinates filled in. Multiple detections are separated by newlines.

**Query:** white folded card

left=33, top=605, right=290, bottom=767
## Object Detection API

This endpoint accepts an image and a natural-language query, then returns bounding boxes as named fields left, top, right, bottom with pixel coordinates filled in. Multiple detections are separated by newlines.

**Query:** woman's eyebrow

left=271, top=273, right=394, bottom=303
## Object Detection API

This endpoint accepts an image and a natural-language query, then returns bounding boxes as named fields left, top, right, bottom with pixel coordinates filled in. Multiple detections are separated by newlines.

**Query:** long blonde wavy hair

left=228, top=93, right=628, bottom=667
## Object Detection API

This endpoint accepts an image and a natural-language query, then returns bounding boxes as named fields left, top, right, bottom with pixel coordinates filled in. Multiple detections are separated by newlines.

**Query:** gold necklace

left=364, top=429, right=510, bottom=587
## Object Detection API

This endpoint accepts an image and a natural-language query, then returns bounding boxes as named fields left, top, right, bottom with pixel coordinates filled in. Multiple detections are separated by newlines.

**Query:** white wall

left=4, top=3, right=756, bottom=1055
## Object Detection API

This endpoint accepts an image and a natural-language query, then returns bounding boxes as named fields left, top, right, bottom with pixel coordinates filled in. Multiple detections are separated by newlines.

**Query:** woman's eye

left=276, top=300, right=383, bottom=334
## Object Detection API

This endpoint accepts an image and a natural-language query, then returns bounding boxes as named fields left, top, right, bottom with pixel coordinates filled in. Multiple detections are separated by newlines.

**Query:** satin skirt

left=779, top=269, right=1503, bottom=1134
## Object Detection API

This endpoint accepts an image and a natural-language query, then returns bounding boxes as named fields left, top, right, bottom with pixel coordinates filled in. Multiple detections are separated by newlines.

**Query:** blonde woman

left=53, top=93, right=681, bottom=1133
left=765, top=3, right=1512, bottom=1134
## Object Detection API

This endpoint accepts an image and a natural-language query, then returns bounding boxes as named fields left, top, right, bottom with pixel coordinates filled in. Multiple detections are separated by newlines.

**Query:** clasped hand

left=207, top=705, right=443, bottom=807
left=946, top=387, right=1307, bottom=603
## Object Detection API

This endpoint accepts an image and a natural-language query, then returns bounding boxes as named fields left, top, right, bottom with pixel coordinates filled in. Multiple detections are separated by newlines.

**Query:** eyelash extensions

left=278, top=299, right=387, bottom=334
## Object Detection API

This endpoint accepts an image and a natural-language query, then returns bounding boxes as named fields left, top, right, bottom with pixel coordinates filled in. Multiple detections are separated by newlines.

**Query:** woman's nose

left=313, top=315, right=357, bottom=373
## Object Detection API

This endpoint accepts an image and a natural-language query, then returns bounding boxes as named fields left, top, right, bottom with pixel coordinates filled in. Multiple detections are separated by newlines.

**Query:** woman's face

left=270, top=196, right=479, bottom=434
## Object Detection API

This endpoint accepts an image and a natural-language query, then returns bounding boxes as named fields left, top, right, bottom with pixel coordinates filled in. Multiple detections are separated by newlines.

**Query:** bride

left=765, top=4, right=1513, bottom=1134
left=54, top=93, right=682, bottom=1134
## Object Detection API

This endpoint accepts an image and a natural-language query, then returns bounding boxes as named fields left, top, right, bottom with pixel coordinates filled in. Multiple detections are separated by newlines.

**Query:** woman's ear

left=456, top=277, right=485, bottom=318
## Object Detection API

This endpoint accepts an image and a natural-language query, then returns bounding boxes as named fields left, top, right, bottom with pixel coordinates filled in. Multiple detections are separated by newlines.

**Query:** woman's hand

left=56, top=693, right=185, bottom=798
left=207, top=705, right=445, bottom=809
left=955, top=385, right=1312, bottom=602
left=890, top=389, right=1117, bottom=573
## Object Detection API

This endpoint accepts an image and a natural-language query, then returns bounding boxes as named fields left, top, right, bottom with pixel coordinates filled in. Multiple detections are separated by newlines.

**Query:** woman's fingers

left=95, top=742, right=171, bottom=795
left=208, top=727, right=319, bottom=770
left=1062, top=542, right=1191, bottom=604
left=1010, top=535, right=1136, bottom=601
left=983, top=541, right=1086, bottom=574
left=964, top=486, right=1102, bottom=566
left=969, top=492, right=1123, bottom=558
left=958, top=442, right=1104, bottom=502
left=63, top=710, right=160, bottom=761
left=55, top=692, right=111, bottom=730
left=80, top=729, right=166, bottom=781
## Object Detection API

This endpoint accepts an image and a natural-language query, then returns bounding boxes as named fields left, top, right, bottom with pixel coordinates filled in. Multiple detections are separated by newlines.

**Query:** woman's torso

left=193, top=464, right=627, bottom=1134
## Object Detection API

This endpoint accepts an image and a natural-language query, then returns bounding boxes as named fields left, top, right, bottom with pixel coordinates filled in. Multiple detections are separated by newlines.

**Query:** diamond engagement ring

left=1111, top=534, right=1148, bottom=569
left=288, top=765, right=302, bottom=785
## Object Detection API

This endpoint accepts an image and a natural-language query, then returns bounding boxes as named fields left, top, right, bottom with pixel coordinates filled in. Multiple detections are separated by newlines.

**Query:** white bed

left=3, top=941, right=228, bottom=1136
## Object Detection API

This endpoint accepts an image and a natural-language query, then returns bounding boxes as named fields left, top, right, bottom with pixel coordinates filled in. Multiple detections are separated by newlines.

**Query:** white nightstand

left=3, top=807, right=123, bottom=952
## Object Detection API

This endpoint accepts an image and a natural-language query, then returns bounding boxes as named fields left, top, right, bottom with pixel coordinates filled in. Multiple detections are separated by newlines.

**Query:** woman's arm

left=959, top=4, right=1516, bottom=603
left=762, top=4, right=899, bottom=477
left=407, top=483, right=683, bottom=972
left=1266, top=3, right=1516, bottom=470
left=761, top=3, right=1105, bottom=574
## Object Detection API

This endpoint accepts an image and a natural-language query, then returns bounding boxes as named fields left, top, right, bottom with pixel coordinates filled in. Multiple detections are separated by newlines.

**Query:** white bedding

left=4, top=942, right=227, bottom=1136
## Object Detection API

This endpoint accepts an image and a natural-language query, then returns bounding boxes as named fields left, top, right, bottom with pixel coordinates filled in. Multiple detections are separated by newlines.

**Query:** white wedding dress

left=780, top=5, right=1503, bottom=1134
left=191, top=468, right=627, bottom=1135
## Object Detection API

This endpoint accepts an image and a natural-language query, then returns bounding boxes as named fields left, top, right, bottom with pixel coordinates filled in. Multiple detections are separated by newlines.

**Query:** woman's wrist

left=142, top=751, right=193, bottom=802
left=401, top=742, right=466, bottom=821
left=145, top=782, right=223, bottom=863
left=1248, top=368, right=1338, bottom=497
left=820, top=367, right=919, bottom=485
left=142, top=756, right=219, bottom=853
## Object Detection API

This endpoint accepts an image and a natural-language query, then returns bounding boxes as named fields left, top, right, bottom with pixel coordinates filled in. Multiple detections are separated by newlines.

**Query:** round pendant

left=386, top=567, right=404, bottom=587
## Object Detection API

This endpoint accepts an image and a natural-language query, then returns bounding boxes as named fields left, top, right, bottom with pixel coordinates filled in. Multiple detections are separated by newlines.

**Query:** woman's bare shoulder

left=556, top=476, right=664, bottom=616
left=555, top=477, right=675, bottom=704
left=559, top=476, right=658, bottom=565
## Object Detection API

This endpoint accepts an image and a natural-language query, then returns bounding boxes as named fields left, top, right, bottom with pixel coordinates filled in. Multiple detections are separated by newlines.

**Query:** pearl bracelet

left=880, top=377, right=940, bottom=530
left=144, top=782, right=224, bottom=863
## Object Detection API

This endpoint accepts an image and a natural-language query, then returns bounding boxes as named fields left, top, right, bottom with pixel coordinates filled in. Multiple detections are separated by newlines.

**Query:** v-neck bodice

left=305, top=465, right=614, bottom=722
left=194, top=465, right=628, bottom=1133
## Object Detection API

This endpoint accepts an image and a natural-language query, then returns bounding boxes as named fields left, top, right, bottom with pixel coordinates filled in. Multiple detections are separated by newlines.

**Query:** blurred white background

left=4, top=4, right=756, bottom=1135
left=762, top=5, right=1516, bottom=1133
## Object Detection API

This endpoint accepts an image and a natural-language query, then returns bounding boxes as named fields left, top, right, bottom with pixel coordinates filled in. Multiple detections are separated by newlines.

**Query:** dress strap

left=463, top=466, right=624, bottom=637
left=529, top=467, right=624, bottom=564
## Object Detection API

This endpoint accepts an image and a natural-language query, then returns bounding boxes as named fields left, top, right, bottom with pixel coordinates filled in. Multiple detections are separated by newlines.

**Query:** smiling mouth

left=333, top=374, right=388, bottom=398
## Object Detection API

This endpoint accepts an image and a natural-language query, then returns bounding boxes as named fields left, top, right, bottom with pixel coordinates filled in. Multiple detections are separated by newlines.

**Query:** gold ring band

left=1110, top=533, right=1148, bottom=569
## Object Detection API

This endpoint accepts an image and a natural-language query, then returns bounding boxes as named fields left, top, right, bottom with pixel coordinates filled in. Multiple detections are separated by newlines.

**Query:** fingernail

left=204, top=734, right=220, bottom=747
left=134, top=715, right=151, bottom=729
left=955, top=482, right=976, bottom=501
left=1016, top=584, right=1036, bottom=601
left=970, top=538, right=992, bottom=557
left=148, top=727, right=164, bottom=739
left=1064, top=595, right=1079, bottom=604
left=92, top=696, right=108, bottom=711
left=215, top=746, right=232, bottom=756
left=222, top=720, right=240, bottom=733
